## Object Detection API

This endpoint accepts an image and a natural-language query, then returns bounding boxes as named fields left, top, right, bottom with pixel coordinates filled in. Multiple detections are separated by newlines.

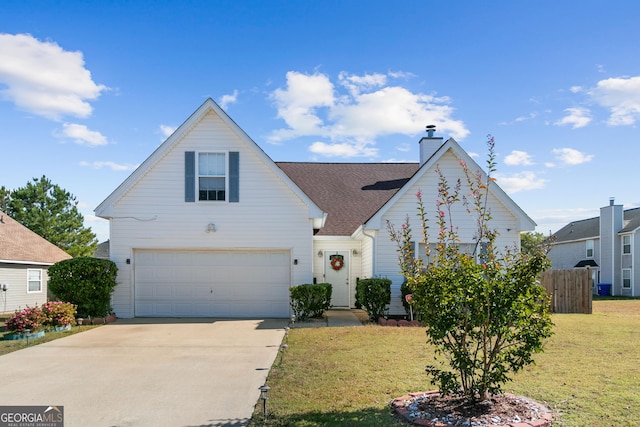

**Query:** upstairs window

left=623, top=235, right=631, bottom=255
left=586, top=239, right=594, bottom=258
left=198, top=152, right=226, bottom=201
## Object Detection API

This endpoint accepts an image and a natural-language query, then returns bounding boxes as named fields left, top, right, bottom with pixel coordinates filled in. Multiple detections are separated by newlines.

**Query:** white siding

left=106, top=111, right=315, bottom=317
left=373, top=151, right=523, bottom=315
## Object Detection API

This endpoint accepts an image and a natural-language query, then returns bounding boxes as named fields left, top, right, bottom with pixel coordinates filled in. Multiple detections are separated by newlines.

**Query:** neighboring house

left=548, top=198, right=640, bottom=297
left=95, top=98, right=535, bottom=318
left=0, top=211, right=72, bottom=313
left=94, top=240, right=110, bottom=259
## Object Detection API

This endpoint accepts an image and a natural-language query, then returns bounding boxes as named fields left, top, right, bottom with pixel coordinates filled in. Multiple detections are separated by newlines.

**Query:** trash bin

left=597, top=283, right=611, bottom=296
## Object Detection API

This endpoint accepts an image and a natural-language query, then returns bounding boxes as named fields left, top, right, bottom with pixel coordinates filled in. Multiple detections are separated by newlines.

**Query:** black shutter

left=185, top=151, right=195, bottom=202
left=229, top=151, right=239, bottom=202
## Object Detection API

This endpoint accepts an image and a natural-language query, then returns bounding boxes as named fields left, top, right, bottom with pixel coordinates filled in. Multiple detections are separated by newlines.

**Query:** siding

left=374, top=151, right=522, bottom=315
left=0, top=264, right=50, bottom=313
left=107, top=111, right=315, bottom=317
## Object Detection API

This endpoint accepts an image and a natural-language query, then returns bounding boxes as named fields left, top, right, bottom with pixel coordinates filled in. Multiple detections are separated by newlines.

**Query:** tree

left=387, top=136, right=553, bottom=402
left=3, top=176, right=97, bottom=257
left=520, top=231, right=548, bottom=257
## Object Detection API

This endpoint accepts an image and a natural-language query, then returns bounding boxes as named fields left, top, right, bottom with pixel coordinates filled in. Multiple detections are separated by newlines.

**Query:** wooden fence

left=541, top=269, right=592, bottom=314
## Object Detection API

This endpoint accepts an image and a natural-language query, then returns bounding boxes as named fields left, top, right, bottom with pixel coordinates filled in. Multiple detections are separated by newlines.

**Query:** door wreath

left=330, top=255, right=344, bottom=271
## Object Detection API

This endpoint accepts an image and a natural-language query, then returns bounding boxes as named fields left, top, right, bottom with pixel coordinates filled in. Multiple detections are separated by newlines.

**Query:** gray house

left=548, top=198, right=640, bottom=297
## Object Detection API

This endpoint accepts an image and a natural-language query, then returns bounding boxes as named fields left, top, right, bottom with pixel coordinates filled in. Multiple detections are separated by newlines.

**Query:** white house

left=95, top=98, right=535, bottom=318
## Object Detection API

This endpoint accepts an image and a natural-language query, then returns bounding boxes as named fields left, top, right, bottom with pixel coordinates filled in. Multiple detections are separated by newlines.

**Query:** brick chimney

left=419, top=125, right=444, bottom=165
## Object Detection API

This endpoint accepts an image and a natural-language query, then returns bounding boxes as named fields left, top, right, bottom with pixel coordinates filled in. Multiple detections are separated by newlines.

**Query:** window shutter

left=229, top=151, right=239, bottom=202
left=185, top=151, right=195, bottom=202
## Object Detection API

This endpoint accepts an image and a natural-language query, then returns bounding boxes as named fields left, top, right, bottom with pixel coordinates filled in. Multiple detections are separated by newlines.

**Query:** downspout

left=362, top=225, right=376, bottom=277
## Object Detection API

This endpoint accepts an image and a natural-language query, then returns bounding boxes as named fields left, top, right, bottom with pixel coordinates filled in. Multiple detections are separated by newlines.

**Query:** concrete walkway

left=292, top=309, right=365, bottom=328
left=1, top=318, right=287, bottom=427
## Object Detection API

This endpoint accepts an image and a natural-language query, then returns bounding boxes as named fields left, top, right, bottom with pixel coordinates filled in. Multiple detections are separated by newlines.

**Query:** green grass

left=249, top=300, right=640, bottom=427
left=0, top=317, right=101, bottom=356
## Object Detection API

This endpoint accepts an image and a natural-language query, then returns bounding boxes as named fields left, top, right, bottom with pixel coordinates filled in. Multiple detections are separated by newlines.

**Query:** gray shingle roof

left=277, top=162, right=420, bottom=236
left=552, top=207, right=640, bottom=242
left=0, top=211, right=72, bottom=264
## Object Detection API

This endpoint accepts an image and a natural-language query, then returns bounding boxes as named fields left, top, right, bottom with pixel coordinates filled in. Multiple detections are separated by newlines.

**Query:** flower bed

left=4, top=302, right=76, bottom=337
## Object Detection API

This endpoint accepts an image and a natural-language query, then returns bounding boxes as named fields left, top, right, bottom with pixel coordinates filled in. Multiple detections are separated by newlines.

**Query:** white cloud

left=569, top=86, right=583, bottom=93
left=493, top=171, right=547, bottom=194
left=589, top=76, right=640, bottom=125
left=58, top=123, right=108, bottom=146
left=504, top=150, right=534, bottom=166
left=555, top=107, right=592, bottom=128
left=79, top=161, right=139, bottom=171
left=0, top=33, right=107, bottom=120
left=309, top=141, right=378, bottom=158
left=552, top=147, right=594, bottom=165
left=218, top=90, right=238, bottom=110
left=268, top=70, right=469, bottom=158
left=159, top=124, right=176, bottom=139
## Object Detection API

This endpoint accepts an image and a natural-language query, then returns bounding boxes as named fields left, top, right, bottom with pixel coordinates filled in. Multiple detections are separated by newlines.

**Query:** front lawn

left=249, top=300, right=640, bottom=427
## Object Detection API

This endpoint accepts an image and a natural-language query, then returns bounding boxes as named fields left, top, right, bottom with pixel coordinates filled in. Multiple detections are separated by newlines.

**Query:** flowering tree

left=387, top=135, right=553, bottom=402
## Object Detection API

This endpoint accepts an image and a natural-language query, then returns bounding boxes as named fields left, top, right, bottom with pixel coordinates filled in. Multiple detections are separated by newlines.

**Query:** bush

left=6, top=306, right=46, bottom=333
left=290, top=283, right=332, bottom=321
left=387, top=135, right=554, bottom=402
left=355, top=278, right=391, bottom=321
left=41, top=301, right=77, bottom=328
left=48, top=257, right=118, bottom=318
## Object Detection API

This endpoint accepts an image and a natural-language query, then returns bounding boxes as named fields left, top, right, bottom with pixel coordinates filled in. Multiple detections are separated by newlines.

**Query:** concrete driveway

left=1, top=318, right=287, bottom=427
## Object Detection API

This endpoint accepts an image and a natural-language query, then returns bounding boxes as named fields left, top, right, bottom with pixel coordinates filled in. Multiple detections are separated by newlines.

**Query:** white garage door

left=134, top=250, right=291, bottom=318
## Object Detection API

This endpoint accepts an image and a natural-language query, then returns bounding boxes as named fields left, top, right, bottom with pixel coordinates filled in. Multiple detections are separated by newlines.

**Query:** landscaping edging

left=391, top=391, right=553, bottom=427
left=378, top=317, right=422, bottom=327
left=3, top=330, right=46, bottom=340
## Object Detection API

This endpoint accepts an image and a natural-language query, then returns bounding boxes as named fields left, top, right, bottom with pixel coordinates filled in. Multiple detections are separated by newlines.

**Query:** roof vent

left=426, top=124, right=436, bottom=137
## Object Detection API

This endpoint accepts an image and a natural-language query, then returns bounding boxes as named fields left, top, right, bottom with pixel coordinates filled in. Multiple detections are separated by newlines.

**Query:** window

left=198, top=152, right=226, bottom=201
left=586, top=239, right=594, bottom=258
left=27, top=269, right=42, bottom=293
left=623, top=235, right=631, bottom=255
left=622, top=268, right=631, bottom=289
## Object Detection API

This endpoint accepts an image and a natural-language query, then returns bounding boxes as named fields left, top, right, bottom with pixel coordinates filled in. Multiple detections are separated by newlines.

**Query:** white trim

left=0, top=259, right=55, bottom=266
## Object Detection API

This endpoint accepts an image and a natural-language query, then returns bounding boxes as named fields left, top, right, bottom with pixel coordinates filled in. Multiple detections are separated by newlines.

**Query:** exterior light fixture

left=259, top=385, right=270, bottom=419
left=317, top=251, right=323, bottom=258
left=279, top=343, right=288, bottom=365
left=352, top=249, right=359, bottom=256
left=206, top=223, right=216, bottom=233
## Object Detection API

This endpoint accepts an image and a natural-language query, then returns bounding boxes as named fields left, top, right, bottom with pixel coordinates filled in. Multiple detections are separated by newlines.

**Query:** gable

left=96, top=99, right=324, bottom=223
left=0, top=211, right=71, bottom=264
left=364, top=139, right=536, bottom=233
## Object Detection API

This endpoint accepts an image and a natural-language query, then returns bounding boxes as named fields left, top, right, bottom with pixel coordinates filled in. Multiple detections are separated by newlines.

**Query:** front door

left=325, top=251, right=350, bottom=307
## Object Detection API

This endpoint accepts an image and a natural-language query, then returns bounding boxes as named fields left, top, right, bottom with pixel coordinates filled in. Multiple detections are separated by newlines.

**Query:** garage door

left=134, top=250, right=291, bottom=318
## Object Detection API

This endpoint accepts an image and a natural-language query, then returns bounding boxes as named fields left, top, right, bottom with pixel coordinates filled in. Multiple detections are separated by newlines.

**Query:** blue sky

left=1, top=1, right=639, bottom=244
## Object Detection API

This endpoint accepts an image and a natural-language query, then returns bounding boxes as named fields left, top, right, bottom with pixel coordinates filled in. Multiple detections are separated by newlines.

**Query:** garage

left=134, top=249, right=291, bottom=318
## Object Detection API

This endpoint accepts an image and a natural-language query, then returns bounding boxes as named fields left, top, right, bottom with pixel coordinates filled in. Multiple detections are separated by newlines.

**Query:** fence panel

left=541, top=269, right=592, bottom=314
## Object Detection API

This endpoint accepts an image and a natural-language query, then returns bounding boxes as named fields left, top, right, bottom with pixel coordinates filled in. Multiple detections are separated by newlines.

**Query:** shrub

left=355, top=278, right=391, bottom=321
left=290, top=283, right=332, bottom=321
left=48, top=257, right=118, bottom=318
left=387, top=135, right=554, bottom=402
left=6, top=306, right=46, bottom=333
left=41, top=301, right=77, bottom=328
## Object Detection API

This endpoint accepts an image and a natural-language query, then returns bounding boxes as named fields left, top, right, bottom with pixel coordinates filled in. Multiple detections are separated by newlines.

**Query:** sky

left=1, top=1, right=639, bottom=244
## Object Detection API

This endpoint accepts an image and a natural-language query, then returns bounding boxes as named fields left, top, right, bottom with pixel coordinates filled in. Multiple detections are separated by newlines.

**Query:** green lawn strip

left=249, top=300, right=640, bottom=427
left=0, top=319, right=101, bottom=356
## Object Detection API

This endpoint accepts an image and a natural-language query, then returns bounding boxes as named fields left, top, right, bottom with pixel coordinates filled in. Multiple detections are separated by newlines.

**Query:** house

left=548, top=198, right=640, bottom=297
left=95, top=98, right=535, bottom=318
left=0, top=210, right=72, bottom=313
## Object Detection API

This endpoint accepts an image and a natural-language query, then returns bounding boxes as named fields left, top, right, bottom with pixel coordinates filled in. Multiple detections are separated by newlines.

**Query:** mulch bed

left=392, top=391, right=552, bottom=426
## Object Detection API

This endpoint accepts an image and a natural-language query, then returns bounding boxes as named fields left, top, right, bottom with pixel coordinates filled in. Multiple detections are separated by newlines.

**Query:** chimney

left=419, top=125, right=444, bottom=165
left=599, top=197, right=623, bottom=294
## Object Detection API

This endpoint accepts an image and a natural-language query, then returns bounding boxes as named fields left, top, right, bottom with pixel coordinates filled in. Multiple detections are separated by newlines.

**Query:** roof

left=553, top=207, right=640, bottom=243
left=0, top=211, right=72, bottom=265
left=277, top=162, right=420, bottom=236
